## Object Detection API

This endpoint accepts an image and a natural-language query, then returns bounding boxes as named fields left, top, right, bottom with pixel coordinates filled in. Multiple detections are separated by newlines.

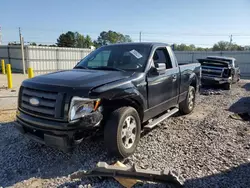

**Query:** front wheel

left=179, top=86, right=196, bottom=115
left=104, top=107, right=141, bottom=158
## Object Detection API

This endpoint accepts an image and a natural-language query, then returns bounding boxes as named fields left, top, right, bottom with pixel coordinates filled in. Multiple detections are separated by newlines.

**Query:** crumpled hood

left=197, top=58, right=230, bottom=67
left=23, top=69, right=134, bottom=90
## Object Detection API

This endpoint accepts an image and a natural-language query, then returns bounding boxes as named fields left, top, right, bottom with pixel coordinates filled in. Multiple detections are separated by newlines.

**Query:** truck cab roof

left=105, top=42, right=170, bottom=48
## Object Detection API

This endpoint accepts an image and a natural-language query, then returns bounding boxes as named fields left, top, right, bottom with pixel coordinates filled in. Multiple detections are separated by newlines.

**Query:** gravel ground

left=0, top=80, right=250, bottom=188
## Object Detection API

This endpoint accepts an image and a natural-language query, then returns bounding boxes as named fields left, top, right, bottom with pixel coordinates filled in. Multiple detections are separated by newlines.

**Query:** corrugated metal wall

left=0, top=45, right=25, bottom=72
left=175, top=51, right=250, bottom=77
left=27, top=46, right=93, bottom=74
left=0, top=45, right=250, bottom=77
left=0, top=45, right=93, bottom=74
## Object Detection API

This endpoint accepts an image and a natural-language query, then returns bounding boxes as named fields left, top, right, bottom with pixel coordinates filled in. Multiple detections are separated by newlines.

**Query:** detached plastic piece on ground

left=70, top=162, right=184, bottom=187
left=113, top=161, right=139, bottom=188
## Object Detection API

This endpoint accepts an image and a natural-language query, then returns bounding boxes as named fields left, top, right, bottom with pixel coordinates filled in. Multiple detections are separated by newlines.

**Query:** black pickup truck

left=15, top=43, right=201, bottom=157
left=198, top=56, right=240, bottom=90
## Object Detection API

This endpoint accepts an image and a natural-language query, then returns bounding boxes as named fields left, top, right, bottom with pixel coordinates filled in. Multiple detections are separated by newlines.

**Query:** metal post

left=6, top=64, right=12, bottom=89
left=139, top=31, right=142, bottom=42
left=1, top=59, right=5, bottom=74
left=7, top=46, right=11, bottom=66
left=28, top=67, right=34, bottom=78
left=19, top=27, right=26, bottom=74
left=56, top=48, right=59, bottom=71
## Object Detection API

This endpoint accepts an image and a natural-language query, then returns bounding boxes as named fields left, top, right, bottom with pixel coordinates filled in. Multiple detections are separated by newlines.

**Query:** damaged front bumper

left=14, top=110, right=103, bottom=152
left=201, top=76, right=232, bottom=85
left=70, top=162, right=184, bottom=187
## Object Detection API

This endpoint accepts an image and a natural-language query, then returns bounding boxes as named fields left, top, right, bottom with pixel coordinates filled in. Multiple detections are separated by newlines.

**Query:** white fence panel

left=27, top=46, right=93, bottom=74
left=1, top=45, right=250, bottom=77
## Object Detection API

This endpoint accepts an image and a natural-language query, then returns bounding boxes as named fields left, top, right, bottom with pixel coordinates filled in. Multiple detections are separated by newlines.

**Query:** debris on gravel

left=0, top=81, right=250, bottom=188
left=200, top=88, right=222, bottom=95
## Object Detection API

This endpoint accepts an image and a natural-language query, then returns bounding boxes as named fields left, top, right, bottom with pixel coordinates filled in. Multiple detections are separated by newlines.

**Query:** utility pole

left=19, top=27, right=26, bottom=74
left=0, top=26, right=2, bottom=45
left=229, top=34, right=233, bottom=50
left=139, top=31, right=142, bottom=42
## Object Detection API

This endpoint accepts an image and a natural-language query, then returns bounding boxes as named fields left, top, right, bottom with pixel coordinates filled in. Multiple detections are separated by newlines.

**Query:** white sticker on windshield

left=129, top=49, right=143, bottom=59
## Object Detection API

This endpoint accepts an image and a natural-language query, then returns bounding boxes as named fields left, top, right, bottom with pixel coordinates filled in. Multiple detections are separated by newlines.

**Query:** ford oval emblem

left=29, top=97, right=40, bottom=106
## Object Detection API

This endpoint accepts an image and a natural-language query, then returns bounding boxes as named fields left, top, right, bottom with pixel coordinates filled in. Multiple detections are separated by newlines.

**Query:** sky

left=1, top=0, right=250, bottom=47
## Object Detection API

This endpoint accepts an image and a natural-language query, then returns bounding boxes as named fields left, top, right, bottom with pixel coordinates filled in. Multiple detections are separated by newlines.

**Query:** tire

left=179, top=86, right=196, bottom=115
left=104, top=107, right=141, bottom=158
left=224, top=83, right=231, bottom=90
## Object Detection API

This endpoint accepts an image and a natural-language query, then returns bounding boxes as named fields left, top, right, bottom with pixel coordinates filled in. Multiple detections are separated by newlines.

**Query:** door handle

left=172, top=74, right=177, bottom=81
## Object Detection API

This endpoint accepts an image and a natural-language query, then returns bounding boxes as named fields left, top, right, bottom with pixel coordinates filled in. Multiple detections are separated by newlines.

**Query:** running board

left=144, top=108, right=179, bottom=130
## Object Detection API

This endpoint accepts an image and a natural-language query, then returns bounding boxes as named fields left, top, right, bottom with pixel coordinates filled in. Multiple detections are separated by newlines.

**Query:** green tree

left=230, top=44, right=244, bottom=51
left=57, top=31, right=76, bottom=47
left=75, top=32, right=85, bottom=48
left=29, top=42, right=37, bottom=46
left=174, top=43, right=197, bottom=51
left=57, top=31, right=93, bottom=48
left=212, top=41, right=244, bottom=51
left=95, top=30, right=132, bottom=47
left=84, top=35, right=93, bottom=48
left=212, top=41, right=229, bottom=51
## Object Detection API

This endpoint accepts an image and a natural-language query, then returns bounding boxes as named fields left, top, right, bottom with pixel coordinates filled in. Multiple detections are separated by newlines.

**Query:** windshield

left=75, top=44, right=151, bottom=72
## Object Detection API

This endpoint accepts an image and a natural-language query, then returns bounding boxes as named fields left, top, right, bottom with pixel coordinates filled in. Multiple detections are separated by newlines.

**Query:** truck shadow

left=184, top=162, right=250, bottom=188
left=228, top=97, right=250, bottom=114
left=242, top=83, right=250, bottom=91
left=0, top=122, right=117, bottom=187
left=228, top=97, right=250, bottom=121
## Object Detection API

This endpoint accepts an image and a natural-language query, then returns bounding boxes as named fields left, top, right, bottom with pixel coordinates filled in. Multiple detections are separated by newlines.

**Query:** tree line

left=8, top=30, right=249, bottom=51
left=55, top=30, right=132, bottom=48
left=172, top=41, right=250, bottom=51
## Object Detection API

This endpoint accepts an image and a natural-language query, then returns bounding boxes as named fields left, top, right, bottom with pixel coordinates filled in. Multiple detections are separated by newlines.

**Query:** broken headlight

left=69, top=97, right=101, bottom=121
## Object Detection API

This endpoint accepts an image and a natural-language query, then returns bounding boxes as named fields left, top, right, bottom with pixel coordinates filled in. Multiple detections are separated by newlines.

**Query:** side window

left=88, top=50, right=111, bottom=67
left=153, top=48, right=172, bottom=69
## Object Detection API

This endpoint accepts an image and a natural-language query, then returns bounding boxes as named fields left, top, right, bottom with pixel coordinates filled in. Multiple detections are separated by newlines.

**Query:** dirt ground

left=0, top=79, right=250, bottom=187
left=0, top=74, right=28, bottom=122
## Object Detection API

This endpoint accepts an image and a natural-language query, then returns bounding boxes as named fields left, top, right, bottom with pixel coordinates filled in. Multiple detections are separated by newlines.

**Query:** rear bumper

left=201, top=76, right=231, bottom=85
left=15, top=110, right=103, bottom=152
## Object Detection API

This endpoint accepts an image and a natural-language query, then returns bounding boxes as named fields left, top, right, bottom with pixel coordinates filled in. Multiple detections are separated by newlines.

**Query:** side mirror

left=155, top=63, right=166, bottom=72
left=150, top=63, right=166, bottom=75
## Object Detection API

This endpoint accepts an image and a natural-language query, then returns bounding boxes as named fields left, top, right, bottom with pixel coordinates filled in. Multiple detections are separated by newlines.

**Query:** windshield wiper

left=74, top=65, right=89, bottom=69
left=91, top=66, right=125, bottom=72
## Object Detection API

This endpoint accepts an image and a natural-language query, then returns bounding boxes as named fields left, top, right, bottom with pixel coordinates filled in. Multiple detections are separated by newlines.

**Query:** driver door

left=147, top=47, right=178, bottom=116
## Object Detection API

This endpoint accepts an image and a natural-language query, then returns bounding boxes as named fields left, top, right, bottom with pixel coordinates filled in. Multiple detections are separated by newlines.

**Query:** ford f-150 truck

left=198, top=56, right=240, bottom=90
left=15, top=42, right=201, bottom=157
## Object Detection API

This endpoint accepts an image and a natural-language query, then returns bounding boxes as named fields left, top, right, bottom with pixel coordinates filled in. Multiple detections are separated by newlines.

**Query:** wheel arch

left=102, top=97, right=144, bottom=123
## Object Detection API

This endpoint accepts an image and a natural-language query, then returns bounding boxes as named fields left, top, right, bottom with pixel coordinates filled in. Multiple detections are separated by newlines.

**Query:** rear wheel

left=179, top=86, right=196, bottom=114
left=104, top=107, right=141, bottom=158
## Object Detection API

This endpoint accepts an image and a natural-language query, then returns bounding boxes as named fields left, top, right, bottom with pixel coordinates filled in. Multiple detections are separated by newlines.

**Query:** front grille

left=20, top=87, right=64, bottom=119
